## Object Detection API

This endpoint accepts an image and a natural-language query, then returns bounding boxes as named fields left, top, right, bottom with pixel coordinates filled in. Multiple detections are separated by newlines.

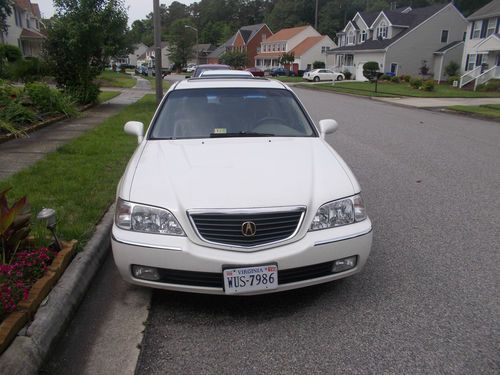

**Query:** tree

left=167, top=18, right=196, bottom=69
left=279, top=52, right=295, bottom=66
left=363, top=61, right=380, bottom=92
left=220, top=50, right=247, bottom=68
left=313, top=61, right=325, bottom=69
left=45, top=0, right=129, bottom=103
left=0, top=0, right=12, bottom=33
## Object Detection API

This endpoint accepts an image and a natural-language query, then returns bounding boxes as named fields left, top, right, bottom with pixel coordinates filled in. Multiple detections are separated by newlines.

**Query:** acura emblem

left=241, top=221, right=257, bottom=237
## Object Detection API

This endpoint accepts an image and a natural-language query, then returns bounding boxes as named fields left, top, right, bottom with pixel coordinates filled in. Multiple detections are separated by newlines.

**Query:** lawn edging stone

left=0, top=204, right=115, bottom=375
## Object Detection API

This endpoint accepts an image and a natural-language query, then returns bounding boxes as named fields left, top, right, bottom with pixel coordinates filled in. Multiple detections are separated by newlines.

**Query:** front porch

left=460, top=34, right=500, bottom=90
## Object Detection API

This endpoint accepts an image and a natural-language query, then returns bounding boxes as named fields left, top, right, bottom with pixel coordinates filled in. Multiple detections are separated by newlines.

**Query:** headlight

left=310, top=194, right=367, bottom=231
left=115, top=198, right=185, bottom=236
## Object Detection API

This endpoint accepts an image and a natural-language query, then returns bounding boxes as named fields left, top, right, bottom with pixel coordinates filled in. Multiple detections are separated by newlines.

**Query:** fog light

left=132, top=265, right=160, bottom=281
left=332, top=256, right=357, bottom=273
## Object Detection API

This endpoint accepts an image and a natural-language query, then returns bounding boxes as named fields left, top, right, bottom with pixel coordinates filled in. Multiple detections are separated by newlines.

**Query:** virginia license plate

left=223, top=264, right=278, bottom=294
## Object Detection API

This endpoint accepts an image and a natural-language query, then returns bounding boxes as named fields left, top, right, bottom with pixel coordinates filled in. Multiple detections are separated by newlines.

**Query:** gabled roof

left=434, top=40, right=463, bottom=54
left=358, top=11, right=379, bottom=28
left=207, top=44, right=226, bottom=59
left=227, top=23, right=269, bottom=46
left=468, top=0, right=500, bottom=21
left=20, top=28, right=45, bottom=39
left=289, top=36, right=327, bottom=56
left=266, top=25, right=309, bottom=42
left=342, top=20, right=359, bottom=32
left=332, top=3, right=451, bottom=53
left=31, top=3, right=41, bottom=18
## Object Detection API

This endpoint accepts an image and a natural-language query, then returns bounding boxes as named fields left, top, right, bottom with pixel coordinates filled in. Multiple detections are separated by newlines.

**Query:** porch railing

left=474, top=65, right=500, bottom=90
left=459, top=66, right=481, bottom=88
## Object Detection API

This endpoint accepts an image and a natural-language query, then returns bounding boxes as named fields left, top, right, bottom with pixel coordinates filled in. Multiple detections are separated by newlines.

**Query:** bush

left=66, top=82, right=100, bottom=104
left=410, top=77, right=422, bottom=89
left=379, top=74, right=391, bottom=81
left=477, top=81, right=500, bottom=92
left=24, top=82, right=77, bottom=117
left=342, top=70, right=352, bottom=80
left=0, top=45, right=22, bottom=63
left=9, top=58, right=48, bottom=83
left=1, top=101, right=37, bottom=124
left=444, top=61, right=460, bottom=77
left=0, top=82, right=16, bottom=107
left=421, top=80, right=435, bottom=91
left=312, top=61, right=325, bottom=69
left=400, top=75, right=411, bottom=82
left=391, top=76, right=401, bottom=83
left=447, top=75, right=460, bottom=85
left=363, top=61, right=380, bottom=81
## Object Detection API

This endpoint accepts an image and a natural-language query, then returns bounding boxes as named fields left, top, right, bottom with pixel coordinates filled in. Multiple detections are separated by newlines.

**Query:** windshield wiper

left=210, top=131, right=275, bottom=138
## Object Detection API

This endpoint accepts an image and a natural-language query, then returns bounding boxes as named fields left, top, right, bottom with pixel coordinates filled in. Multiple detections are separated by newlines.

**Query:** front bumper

left=111, top=219, right=372, bottom=295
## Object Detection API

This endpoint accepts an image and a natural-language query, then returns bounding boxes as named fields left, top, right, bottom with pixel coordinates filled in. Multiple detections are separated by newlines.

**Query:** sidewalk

left=372, top=96, right=500, bottom=108
left=0, top=77, right=150, bottom=181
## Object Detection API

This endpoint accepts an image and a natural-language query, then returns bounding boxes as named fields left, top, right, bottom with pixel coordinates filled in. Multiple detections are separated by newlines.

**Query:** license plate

left=223, top=264, right=278, bottom=294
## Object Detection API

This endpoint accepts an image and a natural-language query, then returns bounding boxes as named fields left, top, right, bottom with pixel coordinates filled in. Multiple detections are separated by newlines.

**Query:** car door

left=324, top=70, right=335, bottom=80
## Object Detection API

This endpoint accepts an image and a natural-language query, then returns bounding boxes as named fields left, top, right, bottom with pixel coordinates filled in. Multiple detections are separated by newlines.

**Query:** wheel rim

left=314, top=76, right=319, bottom=82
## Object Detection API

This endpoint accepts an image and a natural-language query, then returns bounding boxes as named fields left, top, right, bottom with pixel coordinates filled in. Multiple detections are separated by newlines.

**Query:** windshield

left=149, top=88, right=316, bottom=140
left=193, top=66, right=229, bottom=77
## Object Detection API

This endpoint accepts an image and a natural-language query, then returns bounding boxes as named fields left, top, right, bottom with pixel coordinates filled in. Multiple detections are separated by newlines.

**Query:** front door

left=390, top=63, right=398, bottom=75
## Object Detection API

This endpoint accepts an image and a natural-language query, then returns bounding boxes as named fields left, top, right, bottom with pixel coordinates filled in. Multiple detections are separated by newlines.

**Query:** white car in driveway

left=303, top=69, right=345, bottom=82
left=112, top=77, right=372, bottom=295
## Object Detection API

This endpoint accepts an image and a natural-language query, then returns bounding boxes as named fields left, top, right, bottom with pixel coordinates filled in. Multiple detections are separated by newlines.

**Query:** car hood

left=127, top=137, right=356, bottom=212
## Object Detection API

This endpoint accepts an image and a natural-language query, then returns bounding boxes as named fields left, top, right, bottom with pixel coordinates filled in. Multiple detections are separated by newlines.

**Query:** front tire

left=313, top=76, right=320, bottom=82
left=336, top=75, right=344, bottom=81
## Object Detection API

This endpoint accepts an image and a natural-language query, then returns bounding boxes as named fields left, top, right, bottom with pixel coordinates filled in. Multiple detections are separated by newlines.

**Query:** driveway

left=373, top=96, right=500, bottom=108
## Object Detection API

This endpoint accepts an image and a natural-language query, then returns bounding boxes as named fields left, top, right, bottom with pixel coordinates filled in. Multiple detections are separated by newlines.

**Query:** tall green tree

left=0, top=0, right=12, bottom=33
left=45, top=0, right=129, bottom=103
left=167, top=18, right=197, bottom=68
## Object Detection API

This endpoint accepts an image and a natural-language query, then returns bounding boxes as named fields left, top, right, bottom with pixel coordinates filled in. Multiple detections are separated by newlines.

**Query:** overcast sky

left=35, top=0, right=196, bottom=25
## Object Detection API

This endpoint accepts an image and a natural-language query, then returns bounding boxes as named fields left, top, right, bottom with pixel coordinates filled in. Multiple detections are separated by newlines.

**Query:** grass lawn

left=97, top=70, right=136, bottom=88
left=0, top=94, right=157, bottom=248
left=274, top=76, right=304, bottom=83
left=447, top=104, right=500, bottom=119
left=144, top=76, right=171, bottom=90
left=301, top=81, right=500, bottom=98
left=98, top=90, right=120, bottom=103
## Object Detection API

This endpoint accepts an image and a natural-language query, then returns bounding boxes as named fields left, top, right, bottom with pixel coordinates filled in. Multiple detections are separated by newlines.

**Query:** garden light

left=37, top=208, right=61, bottom=251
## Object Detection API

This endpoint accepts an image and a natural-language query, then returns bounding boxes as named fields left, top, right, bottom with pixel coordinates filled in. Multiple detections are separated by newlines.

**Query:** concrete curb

left=0, top=204, right=116, bottom=375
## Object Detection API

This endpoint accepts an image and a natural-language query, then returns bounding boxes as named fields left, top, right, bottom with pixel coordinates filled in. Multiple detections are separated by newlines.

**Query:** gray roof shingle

left=468, top=0, right=500, bottom=20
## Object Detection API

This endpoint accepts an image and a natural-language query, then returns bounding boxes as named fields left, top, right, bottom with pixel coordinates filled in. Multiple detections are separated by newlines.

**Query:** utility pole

left=153, top=0, right=163, bottom=104
left=315, top=0, right=319, bottom=30
left=185, top=25, right=199, bottom=66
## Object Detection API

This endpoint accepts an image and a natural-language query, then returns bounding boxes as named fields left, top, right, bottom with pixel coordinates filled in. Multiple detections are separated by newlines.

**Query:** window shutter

left=496, top=18, right=500, bottom=34
left=465, top=54, right=469, bottom=71
left=470, top=21, right=475, bottom=39
left=480, top=20, right=487, bottom=38
left=476, top=54, right=482, bottom=66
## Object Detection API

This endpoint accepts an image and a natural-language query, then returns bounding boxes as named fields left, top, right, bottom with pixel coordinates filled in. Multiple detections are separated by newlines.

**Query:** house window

left=321, top=46, right=330, bottom=53
left=377, top=21, right=388, bottom=39
left=361, top=30, right=367, bottom=42
left=441, top=30, right=448, bottom=43
left=345, top=54, right=354, bottom=66
left=256, top=59, right=261, bottom=66
left=272, top=44, right=275, bottom=51
left=336, top=54, right=344, bottom=67
left=347, top=30, right=355, bottom=45
left=14, top=8, right=22, bottom=27
left=472, top=21, right=481, bottom=38
left=390, top=63, right=398, bottom=74
left=486, top=18, right=496, bottom=36
left=467, top=54, right=476, bottom=70
left=282, top=43, right=286, bottom=51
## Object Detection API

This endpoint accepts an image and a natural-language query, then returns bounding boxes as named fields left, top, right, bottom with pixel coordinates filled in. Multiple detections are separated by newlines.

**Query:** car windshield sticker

left=213, top=128, right=227, bottom=134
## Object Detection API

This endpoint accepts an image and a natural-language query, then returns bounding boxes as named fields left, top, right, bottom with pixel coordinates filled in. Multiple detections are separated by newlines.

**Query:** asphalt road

left=135, top=88, right=499, bottom=374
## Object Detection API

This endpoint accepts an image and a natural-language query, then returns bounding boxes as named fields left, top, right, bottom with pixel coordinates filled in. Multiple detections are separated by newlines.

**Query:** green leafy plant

left=444, top=61, right=460, bottom=77
left=1, top=101, right=36, bottom=125
left=391, top=76, right=400, bottom=83
left=363, top=61, right=380, bottom=81
left=280, top=52, right=295, bottom=66
left=410, top=77, right=423, bottom=89
left=342, top=70, right=352, bottom=80
left=312, top=60, right=325, bottom=69
left=421, top=80, right=435, bottom=92
left=0, top=189, right=31, bottom=264
left=219, top=50, right=248, bottom=69
left=447, top=75, right=460, bottom=85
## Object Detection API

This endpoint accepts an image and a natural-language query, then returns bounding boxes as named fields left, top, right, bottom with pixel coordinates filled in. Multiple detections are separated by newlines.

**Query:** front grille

left=189, top=208, right=305, bottom=248
left=148, top=261, right=335, bottom=288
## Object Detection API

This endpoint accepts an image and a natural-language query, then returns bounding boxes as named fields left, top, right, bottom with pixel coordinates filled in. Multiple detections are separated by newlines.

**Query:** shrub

left=1, top=101, right=37, bottom=124
left=422, top=80, right=435, bottom=91
left=477, top=81, right=500, bottom=92
left=24, top=83, right=76, bottom=117
left=400, top=75, right=411, bottom=82
left=53, top=92, right=78, bottom=117
left=0, top=45, right=23, bottom=63
left=312, top=61, right=325, bottom=69
left=444, top=61, right=460, bottom=77
left=363, top=61, right=380, bottom=81
left=0, top=82, right=17, bottom=107
left=342, top=70, right=352, bottom=80
left=9, top=58, right=48, bottom=83
left=391, top=76, right=401, bottom=83
left=379, top=74, right=391, bottom=81
left=410, top=77, right=422, bottom=89
left=66, top=82, right=100, bottom=104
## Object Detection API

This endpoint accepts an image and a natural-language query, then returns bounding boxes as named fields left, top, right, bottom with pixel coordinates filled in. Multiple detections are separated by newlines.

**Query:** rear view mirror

left=124, top=121, right=144, bottom=144
left=318, top=119, right=338, bottom=139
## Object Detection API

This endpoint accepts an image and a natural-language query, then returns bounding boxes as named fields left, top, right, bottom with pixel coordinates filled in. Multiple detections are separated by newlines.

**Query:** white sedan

left=303, top=69, right=345, bottom=82
left=112, top=77, right=372, bottom=295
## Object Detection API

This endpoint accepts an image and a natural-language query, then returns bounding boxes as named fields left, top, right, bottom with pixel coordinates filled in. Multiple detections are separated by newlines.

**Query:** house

left=459, top=0, right=500, bottom=89
left=328, top=3, right=468, bottom=81
left=188, top=44, right=216, bottom=65
left=137, top=42, right=172, bottom=70
left=254, top=25, right=336, bottom=72
left=0, top=0, right=45, bottom=57
left=207, top=23, right=273, bottom=66
left=115, top=43, right=148, bottom=67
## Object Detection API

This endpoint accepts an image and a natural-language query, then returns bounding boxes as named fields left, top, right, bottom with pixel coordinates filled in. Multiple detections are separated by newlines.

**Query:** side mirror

left=318, top=119, right=338, bottom=139
left=185, top=75, right=191, bottom=79
left=124, top=121, right=144, bottom=144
